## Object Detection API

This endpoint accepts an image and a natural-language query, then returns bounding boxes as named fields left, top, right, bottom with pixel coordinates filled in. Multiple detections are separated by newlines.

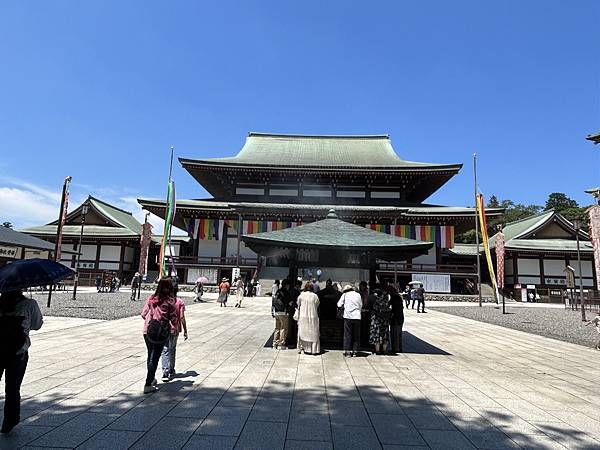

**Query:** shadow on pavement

left=2, top=375, right=596, bottom=449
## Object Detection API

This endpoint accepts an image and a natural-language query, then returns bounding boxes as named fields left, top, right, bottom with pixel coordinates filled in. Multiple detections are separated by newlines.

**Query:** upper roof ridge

left=88, top=196, right=134, bottom=216
left=247, top=132, right=390, bottom=140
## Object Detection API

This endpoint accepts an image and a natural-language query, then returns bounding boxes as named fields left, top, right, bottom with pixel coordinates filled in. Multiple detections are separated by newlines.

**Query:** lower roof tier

left=138, top=198, right=503, bottom=234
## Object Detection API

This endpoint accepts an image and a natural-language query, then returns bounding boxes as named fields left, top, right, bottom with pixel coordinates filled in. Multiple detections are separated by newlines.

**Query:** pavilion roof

left=182, top=132, right=462, bottom=170
left=0, top=226, right=57, bottom=252
left=242, top=210, right=433, bottom=252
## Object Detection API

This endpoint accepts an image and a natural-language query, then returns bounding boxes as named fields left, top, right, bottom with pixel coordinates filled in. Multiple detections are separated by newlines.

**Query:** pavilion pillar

left=288, top=248, right=298, bottom=281
left=368, top=253, right=377, bottom=288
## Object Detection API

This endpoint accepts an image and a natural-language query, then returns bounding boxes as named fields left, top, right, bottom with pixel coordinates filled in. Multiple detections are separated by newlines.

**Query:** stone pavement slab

left=2, top=296, right=600, bottom=449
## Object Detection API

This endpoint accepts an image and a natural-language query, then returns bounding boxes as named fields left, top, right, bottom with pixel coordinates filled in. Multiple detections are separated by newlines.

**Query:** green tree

left=454, top=196, right=542, bottom=244
left=544, top=192, right=578, bottom=213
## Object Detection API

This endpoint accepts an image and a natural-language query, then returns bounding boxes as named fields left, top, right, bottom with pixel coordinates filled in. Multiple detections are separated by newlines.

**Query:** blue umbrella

left=0, top=258, right=75, bottom=293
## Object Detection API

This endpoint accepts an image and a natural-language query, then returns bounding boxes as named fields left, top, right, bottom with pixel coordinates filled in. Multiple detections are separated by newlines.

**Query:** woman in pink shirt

left=161, top=284, right=188, bottom=381
left=141, top=278, right=177, bottom=393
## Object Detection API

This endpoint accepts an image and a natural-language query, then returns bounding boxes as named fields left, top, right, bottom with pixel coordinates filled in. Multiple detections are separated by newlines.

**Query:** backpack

left=0, top=302, right=28, bottom=357
left=274, top=290, right=288, bottom=311
left=146, top=302, right=171, bottom=344
left=376, top=294, right=393, bottom=321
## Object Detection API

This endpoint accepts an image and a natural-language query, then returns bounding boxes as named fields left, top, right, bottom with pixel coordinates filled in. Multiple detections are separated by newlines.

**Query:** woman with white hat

left=337, top=284, right=362, bottom=357
left=296, top=281, right=321, bottom=355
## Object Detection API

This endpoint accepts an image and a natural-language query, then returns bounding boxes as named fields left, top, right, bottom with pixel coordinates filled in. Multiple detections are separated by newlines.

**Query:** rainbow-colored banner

left=185, top=219, right=301, bottom=240
left=185, top=218, right=221, bottom=240
left=365, top=224, right=454, bottom=248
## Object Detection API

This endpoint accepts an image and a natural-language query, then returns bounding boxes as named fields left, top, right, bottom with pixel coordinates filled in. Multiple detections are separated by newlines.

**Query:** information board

left=411, top=273, right=451, bottom=293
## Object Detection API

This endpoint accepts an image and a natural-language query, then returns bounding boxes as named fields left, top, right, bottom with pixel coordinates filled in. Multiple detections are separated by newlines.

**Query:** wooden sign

left=0, top=245, right=19, bottom=259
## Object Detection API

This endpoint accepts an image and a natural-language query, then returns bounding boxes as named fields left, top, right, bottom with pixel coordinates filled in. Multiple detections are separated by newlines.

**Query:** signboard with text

left=0, top=246, right=19, bottom=259
left=411, top=273, right=451, bottom=293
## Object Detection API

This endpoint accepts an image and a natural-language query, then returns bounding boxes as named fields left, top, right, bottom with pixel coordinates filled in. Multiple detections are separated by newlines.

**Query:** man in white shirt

left=337, top=285, right=363, bottom=357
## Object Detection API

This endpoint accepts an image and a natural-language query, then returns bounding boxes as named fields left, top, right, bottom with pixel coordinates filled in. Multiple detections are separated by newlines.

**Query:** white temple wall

left=100, top=245, right=121, bottom=261
left=543, top=259, right=567, bottom=276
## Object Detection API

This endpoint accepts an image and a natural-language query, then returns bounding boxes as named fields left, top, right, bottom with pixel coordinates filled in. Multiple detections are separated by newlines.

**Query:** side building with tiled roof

left=488, top=210, right=597, bottom=301
left=19, top=196, right=171, bottom=283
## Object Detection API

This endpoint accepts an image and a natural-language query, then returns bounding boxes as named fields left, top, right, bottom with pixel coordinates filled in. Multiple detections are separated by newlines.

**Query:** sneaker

left=169, top=370, right=175, bottom=380
left=151, top=378, right=158, bottom=386
left=162, top=371, right=169, bottom=382
left=143, top=385, right=158, bottom=394
left=351, top=352, right=357, bottom=357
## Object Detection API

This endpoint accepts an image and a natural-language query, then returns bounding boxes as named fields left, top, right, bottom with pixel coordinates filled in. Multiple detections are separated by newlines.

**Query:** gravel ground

left=430, top=305, right=600, bottom=348
left=29, top=290, right=202, bottom=320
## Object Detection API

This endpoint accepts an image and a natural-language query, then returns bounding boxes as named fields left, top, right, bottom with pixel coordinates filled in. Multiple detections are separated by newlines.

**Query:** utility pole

left=473, top=154, right=482, bottom=306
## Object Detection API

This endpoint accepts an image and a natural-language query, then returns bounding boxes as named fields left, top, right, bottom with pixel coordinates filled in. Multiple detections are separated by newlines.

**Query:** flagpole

left=167, top=146, right=176, bottom=278
left=160, top=146, right=175, bottom=279
left=48, top=176, right=71, bottom=308
left=473, top=154, right=482, bottom=307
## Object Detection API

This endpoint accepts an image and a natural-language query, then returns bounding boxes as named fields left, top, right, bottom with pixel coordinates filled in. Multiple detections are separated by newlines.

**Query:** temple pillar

left=288, top=248, right=298, bottom=281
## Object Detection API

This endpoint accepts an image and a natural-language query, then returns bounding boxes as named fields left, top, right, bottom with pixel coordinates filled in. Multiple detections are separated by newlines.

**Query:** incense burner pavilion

left=139, top=133, right=501, bottom=291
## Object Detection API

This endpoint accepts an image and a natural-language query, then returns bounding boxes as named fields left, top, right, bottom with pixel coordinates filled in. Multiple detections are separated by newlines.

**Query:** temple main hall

left=139, top=132, right=501, bottom=292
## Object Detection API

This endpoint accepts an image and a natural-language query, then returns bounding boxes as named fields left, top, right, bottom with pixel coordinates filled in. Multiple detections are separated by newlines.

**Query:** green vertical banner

left=159, top=179, right=176, bottom=278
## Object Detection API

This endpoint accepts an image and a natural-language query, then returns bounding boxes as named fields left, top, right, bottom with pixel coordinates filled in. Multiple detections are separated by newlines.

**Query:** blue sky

left=1, top=1, right=599, bottom=229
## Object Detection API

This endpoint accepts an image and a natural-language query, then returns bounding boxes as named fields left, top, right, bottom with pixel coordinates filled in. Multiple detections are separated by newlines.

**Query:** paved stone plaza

left=2, top=296, right=600, bottom=449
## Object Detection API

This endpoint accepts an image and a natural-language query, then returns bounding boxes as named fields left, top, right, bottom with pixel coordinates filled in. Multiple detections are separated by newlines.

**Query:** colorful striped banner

left=366, top=224, right=454, bottom=248
left=187, top=219, right=304, bottom=240
left=187, top=218, right=221, bottom=240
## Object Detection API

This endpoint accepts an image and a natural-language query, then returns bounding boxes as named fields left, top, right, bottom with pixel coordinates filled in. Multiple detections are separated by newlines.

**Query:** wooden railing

left=166, top=256, right=259, bottom=267
left=377, top=262, right=477, bottom=275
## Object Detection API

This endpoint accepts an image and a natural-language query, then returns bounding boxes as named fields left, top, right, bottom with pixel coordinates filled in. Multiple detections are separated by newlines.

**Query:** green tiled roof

left=489, top=210, right=555, bottom=247
left=185, top=133, right=462, bottom=169
left=20, top=225, right=140, bottom=238
left=243, top=210, right=433, bottom=251
left=506, top=239, right=593, bottom=253
left=139, top=198, right=501, bottom=217
left=88, top=197, right=142, bottom=234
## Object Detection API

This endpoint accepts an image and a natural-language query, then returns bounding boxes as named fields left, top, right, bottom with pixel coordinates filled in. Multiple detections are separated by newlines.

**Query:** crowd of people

left=213, top=276, right=261, bottom=307
left=94, top=272, right=121, bottom=293
left=269, top=277, right=427, bottom=356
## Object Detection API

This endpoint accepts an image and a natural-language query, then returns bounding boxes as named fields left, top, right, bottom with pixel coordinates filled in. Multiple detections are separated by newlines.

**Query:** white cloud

left=0, top=187, right=60, bottom=228
left=0, top=176, right=61, bottom=203
left=0, top=177, right=186, bottom=236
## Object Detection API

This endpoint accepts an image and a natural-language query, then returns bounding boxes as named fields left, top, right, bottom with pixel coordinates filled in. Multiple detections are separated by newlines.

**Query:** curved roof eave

left=179, top=157, right=463, bottom=172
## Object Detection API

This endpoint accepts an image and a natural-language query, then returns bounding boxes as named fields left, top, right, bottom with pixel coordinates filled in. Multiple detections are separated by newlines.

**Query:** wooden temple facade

left=139, top=133, right=502, bottom=291
left=20, top=196, right=161, bottom=283
left=488, top=210, right=597, bottom=300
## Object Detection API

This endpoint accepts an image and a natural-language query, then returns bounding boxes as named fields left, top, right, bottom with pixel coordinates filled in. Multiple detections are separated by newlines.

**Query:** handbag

left=336, top=294, right=345, bottom=319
